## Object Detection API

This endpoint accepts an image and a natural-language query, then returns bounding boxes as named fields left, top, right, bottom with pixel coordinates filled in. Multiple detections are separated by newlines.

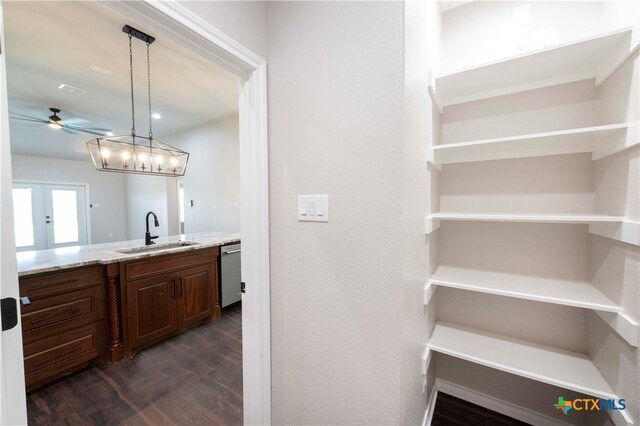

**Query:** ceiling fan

left=9, top=107, right=113, bottom=136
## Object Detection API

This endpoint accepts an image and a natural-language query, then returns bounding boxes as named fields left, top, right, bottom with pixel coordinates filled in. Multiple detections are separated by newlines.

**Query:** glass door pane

left=12, top=188, right=34, bottom=247
left=12, top=183, right=46, bottom=252
left=44, top=184, right=88, bottom=249
left=51, top=190, right=79, bottom=244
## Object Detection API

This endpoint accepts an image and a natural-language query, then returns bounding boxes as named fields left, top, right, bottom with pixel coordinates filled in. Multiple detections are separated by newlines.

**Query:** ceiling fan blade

left=73, top=126, right=113, bottom=132
left=9, top=116, right=48, bottom=124
left=62, top=127, right=78, bottom=135
left=63, top=124, right=106, bottom=136
left=10, top=111, right=47, bottom=120
left=62, top=117, right=90, bottom=126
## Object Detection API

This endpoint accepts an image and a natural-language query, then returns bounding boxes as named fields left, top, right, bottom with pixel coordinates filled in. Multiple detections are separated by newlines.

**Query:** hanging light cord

left=128, top=35, right=136, bottom=137
left=147, top=42, right=153, bottom=140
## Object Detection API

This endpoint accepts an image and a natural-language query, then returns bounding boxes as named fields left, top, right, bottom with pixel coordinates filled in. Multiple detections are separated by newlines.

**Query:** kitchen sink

left=116, top=241, right=200, bottom=255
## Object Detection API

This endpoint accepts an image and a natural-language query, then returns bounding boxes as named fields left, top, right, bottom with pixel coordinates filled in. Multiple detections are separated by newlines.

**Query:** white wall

left=440, top=1, right=639, bottom=73
left=403, top=1, right=440, bottom=423
left=440, top=79, right=599, bottom=144
left=441, top=1, right=602, bottom=72
left=124, top=174, right=170, bottom=241
left=10, top=154, right=127, bottom=244
left=179, top=1, right=267, bottom=60
left=267, top=2, right=405, bottom=424
left=168, top=116, right=240, bottom=234
left=122, top=116, right=240, bottom=240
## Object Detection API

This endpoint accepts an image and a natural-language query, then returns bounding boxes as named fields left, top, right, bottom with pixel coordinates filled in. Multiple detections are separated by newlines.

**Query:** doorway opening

left=0, top=1, right=270, bottom=424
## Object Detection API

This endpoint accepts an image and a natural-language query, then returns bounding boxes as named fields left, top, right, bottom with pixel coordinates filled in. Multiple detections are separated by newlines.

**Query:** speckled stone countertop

left=17, top=232, right=241, bottom=277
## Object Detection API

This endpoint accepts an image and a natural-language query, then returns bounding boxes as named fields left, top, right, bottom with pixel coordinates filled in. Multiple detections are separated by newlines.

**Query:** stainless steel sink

left=116, top=241, right=200, bottom=255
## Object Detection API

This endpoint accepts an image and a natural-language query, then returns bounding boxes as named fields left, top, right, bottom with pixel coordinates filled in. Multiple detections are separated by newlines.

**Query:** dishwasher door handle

left=223, top=249, right=241, bottom=255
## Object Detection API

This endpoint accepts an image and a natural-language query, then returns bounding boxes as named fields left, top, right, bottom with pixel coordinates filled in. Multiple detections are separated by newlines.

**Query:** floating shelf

left=429, top=266, right=622, bottom=313
left=428, top=322, right=618, bottom=401
left=427, top=212, right=625, bottom=227
left=430, top=26, right=639, bottom=108
left=430, top=123, right=638, bottom=166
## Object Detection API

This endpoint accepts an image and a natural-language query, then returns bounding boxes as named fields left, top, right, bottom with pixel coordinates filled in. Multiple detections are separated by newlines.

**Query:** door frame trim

left=100, top=2, right=271, bottom=424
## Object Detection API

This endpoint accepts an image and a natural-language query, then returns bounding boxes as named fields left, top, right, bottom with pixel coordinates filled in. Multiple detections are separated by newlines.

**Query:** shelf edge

left=433, top=123, right=630, bottom=151
left=429, top=278, right=623, bottom=313
left=589, top=220, right=640, bottom=246
left=594, top=310, right=639, bottom=348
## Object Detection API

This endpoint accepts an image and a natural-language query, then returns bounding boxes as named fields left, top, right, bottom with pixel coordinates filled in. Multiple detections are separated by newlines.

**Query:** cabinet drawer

left=21, top=286, right=105, bottom=343
left=124, top=248, right=215, bottom=281
left=20, top=265, right=103, bottom=299
left=24, top=321, right=106, bottom=387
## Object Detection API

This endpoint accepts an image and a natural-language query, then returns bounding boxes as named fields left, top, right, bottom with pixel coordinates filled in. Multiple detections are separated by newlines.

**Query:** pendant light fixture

left=86, top=25, right=189, bottom=176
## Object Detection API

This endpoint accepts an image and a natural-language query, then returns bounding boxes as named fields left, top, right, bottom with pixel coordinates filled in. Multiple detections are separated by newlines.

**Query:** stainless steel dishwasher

left=220, top=243, right=242, bottom=308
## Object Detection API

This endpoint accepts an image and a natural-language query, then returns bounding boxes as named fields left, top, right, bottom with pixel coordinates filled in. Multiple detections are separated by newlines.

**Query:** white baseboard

left=422, top=378, right=572, bottom=426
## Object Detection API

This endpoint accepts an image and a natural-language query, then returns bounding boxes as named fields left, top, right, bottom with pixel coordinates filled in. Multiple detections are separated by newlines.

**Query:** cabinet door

left=127, top=274, right=178, bottom=350
left=176, top=264, right=213, bottom=328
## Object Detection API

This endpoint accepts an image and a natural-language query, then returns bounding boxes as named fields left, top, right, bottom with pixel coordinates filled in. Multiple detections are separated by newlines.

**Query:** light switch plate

left=298, top=195, right=329, bottom=222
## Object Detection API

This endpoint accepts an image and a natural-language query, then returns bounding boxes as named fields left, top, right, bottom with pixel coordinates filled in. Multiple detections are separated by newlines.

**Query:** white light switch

left=298, top=195, right=329, bottom=222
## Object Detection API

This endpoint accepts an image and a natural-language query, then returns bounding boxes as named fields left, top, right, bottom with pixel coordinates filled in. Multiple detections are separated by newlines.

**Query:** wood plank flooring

left=432, top=392, right=530, bottom=426
left=27, top=305, right=243, bottom=426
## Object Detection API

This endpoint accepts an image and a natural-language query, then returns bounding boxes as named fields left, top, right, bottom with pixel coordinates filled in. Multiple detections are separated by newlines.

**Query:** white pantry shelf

left=427, top=212, right=625, bottom=227
left=428, top=322, right=618, bottom=401
left=430, top=123, right=638, bottom=166
left=429, top=266, right=622, bottom=313
left=430, top=26, right=639, bottom=108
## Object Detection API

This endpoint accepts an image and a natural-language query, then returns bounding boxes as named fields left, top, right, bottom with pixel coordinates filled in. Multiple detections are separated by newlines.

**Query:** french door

left=12, top=183, right=88, bottom=251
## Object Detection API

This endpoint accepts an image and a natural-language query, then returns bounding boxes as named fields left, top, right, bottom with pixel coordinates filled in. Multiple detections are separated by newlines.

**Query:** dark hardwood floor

left=432, top=392, right=530, bottom=426
left=27, top=305, right=243, bottom=426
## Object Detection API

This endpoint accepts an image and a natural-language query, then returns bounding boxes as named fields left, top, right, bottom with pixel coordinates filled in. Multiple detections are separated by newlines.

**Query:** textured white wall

left=440, top=1, right=602, bottom=72
left=436, top=287, right=589, bottom=353
left=440, top=79, right=599, bottom=144
left=402, top=1, right=439, bottom=423
left=125, top=174, right=170, bottom=241
left=440, top=153, right=596, bottom=214
left=10, top=154, right=128, bottom=244
left=267, top=2, right=405, bottom=423
left=179, top=1, right=267, bottom=60
left=169, top=116, right=240, bottom=234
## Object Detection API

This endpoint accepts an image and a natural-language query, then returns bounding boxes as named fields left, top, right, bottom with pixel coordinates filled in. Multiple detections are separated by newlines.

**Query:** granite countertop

left=17, top=232, right=241, bottom=277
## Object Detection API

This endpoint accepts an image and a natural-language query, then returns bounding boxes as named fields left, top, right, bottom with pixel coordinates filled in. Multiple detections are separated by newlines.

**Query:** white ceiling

left=5, top=1, right=240, bottom=161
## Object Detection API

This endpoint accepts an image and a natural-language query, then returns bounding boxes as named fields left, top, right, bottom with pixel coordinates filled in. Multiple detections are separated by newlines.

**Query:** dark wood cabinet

left=19, top=265, right=107, bottom=390
left=121, top=247, right=219, bottom=355
left=126, top=273, right=178, bottom=350
left=19, top=245, right=222, bottom=388
left=177, top=264, right=214, bottom=328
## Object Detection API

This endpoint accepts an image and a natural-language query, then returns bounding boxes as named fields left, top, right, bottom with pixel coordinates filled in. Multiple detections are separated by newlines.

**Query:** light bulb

left=138, top=153, right=147, bottom=163
left=155, top=156, right=163, bottom=165
left=121, top=151, right=130, bottom=161
left=48, top=122, right=62, bottom=129
left=100, top=148, right=110, bottom=159
left=170, top=157, right=178, bottom=167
